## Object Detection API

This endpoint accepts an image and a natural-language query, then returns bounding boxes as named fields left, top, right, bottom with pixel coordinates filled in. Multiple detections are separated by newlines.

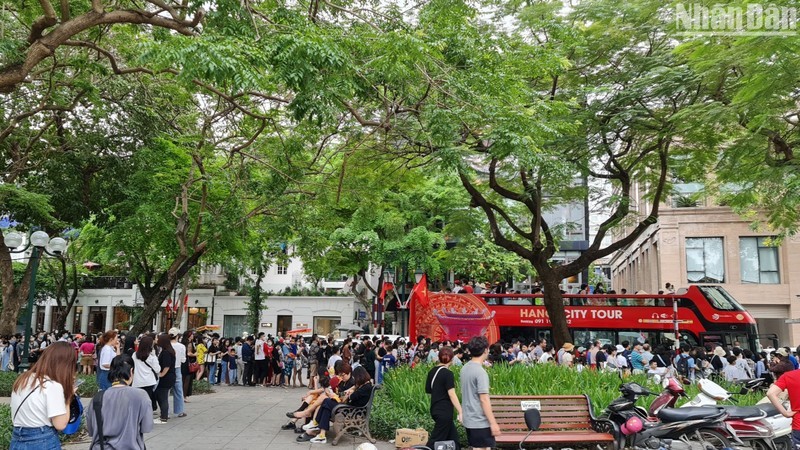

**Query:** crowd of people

left=8, top=326, right=800, bottom=450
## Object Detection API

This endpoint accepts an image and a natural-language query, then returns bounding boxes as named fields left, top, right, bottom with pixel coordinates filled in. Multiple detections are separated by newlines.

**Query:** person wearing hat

left=771, top=349, right=795, bottom=381
left=559, top=343, right=575, bottom=367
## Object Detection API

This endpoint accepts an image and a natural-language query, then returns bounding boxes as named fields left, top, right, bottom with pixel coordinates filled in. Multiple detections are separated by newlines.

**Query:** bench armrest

left=590, top=417, right=619, bottom=436
left=332, top=404, right=368, bottom=420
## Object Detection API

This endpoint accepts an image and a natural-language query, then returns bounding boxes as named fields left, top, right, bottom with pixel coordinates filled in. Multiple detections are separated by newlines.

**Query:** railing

left=81, top=276, right=133, bottom=289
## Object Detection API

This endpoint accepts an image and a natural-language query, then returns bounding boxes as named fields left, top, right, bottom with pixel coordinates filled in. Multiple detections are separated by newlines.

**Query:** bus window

left=573, top=330, right=614, bottom=348
left=698, top=286, right=745, bottom=311
left=618, top=331, right=658, bottom=346
left=502, top=297, right=533, bottom=306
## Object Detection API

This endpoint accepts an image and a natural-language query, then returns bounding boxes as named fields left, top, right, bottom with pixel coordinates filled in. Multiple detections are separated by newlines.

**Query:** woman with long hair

left=10, top=342, right=75, bottom=449
left=425, top=346, right=463, bottom=449
left=97, top=330, right=120, bottom=391
left=154, top=334, right=176, bottom=423
left=131, top=335, right=160, bottom=412
left=86, top=355, right=153, bottom=449
left=182, top=331, right=195, bottom=401
left=309, top=365, right=374, bottom=444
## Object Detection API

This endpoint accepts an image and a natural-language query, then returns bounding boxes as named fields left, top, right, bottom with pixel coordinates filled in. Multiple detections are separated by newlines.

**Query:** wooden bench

left=329, top=384, right=382, bottom=446
left=491, top=395, right=617, bottom=449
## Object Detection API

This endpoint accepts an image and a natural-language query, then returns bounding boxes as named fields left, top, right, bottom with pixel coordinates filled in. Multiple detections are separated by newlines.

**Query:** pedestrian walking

left=425, top=346, right=463, bottom=449
left=460, top=336, right=500, bottom=450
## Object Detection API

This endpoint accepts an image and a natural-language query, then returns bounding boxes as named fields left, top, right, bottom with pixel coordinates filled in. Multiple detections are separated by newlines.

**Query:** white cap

left=168, top=327, right=181, bottom=337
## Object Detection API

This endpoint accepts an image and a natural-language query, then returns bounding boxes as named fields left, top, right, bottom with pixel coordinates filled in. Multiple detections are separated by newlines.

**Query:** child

left=325, top=375, right=341, bottom=402
left=647, top=360, right=668, bottom=382
left=227, top=347, right=237, bottom=386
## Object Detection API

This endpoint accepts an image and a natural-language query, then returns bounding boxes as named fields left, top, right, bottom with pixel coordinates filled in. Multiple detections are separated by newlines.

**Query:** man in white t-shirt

left=169, top=328, right=187, bottom=417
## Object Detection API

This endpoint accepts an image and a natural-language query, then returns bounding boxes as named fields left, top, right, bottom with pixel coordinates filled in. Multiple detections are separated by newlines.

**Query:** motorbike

left=651, top=377, right=777, bottom=450
left=604, top=382, right=739, bottom=450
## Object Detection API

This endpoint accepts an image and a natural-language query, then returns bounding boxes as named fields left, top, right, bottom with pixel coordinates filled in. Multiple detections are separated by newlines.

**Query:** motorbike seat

left=721, top=405, right=767, bottom=420
left=755, top=403, right=781, bottom=417
left=658, top=407, right=725, bottom=423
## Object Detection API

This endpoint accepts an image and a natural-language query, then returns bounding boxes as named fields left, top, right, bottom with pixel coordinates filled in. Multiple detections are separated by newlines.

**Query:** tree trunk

left=536, top=265, right=571, bottom=348
left=247, top=266, right=265, bottom=334
left=0, top=244, right=35, bottom=336
left=128, top=245, right=207, bottom=335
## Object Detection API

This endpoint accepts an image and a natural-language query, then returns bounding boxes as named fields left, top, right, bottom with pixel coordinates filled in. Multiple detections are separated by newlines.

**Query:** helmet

left=621, top=416, right=643, bottom=435
left=356, top=444, right=378, bottom=450
left=63, top=394, right=83, bottom=435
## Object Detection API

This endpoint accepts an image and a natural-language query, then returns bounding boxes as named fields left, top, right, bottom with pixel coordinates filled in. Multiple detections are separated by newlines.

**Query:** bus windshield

left=698, top=286, right=744, bottom=311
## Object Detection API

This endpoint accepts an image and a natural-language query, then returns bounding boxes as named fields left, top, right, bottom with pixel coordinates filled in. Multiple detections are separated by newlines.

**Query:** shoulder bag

left=92, top=390, right=106, bottom=450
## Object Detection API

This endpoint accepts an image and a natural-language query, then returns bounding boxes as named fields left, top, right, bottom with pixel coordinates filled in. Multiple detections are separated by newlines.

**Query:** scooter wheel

left=690, top=429, right=730, bottom=450
left=774, top=436, right=792, bottom=450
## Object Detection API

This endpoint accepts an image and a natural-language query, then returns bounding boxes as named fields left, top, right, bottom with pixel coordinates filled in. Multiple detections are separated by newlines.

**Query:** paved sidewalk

left=60, top=384, right=397, bottom=450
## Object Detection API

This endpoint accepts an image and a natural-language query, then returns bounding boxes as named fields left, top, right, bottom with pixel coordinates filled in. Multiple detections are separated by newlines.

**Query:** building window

left=277, top=265, right=287, bottom=275
left=740, top=237, right=780, bottom=284
left=686, top=237, right=725, bottom=283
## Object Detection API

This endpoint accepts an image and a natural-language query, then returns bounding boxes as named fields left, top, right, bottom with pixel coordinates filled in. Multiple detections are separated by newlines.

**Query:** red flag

left=408, top=274, right=429, bottom=308
left=378, top=281, right=394, bottom=302
left=183, top=294, right=189, bottom=312
left=165, top=297, right=172, bottom=312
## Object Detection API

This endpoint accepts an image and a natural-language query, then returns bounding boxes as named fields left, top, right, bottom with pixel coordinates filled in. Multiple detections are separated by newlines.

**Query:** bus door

left=700, top=332, right=751, bottom=351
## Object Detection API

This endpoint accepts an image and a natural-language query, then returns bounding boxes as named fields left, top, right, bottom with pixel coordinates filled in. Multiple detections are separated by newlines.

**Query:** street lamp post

left=3, top=230, right=67, bottom=371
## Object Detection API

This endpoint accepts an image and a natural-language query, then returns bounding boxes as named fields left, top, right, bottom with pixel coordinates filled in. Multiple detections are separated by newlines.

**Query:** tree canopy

left=2, top=0, right=799, bottom=340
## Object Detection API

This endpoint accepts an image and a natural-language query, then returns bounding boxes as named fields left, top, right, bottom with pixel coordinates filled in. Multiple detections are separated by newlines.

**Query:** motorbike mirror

left=524, top=408, right=541, bottom=432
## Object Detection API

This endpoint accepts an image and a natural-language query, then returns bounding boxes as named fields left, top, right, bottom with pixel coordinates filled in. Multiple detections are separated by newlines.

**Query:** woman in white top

left=97, top=330, right=120, bottom=391
left=132, top=335, right=160, bottom=410
left=10, top=341, right=75, bottom=450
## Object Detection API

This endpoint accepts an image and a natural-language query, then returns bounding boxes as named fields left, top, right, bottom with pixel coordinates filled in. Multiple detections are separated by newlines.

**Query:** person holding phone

left=10, top=342, right=75, bottom=449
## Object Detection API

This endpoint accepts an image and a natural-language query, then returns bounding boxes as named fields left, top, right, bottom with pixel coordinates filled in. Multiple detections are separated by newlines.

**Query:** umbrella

left=287, top=327, right=312, bottom=335
left=336, top=324, right=364, bottom=332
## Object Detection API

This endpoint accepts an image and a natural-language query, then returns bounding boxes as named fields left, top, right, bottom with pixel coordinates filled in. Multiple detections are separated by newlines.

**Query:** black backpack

left=676, top=355, right=690, bottom=377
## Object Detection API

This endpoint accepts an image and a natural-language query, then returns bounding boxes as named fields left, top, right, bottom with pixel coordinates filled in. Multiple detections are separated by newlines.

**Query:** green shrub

left=0, top=372, right=99, bottom=397
left=371, top=363, right=762, bottom=441
left=0, top=371, right=16, bottom=396
left=0, top=404, right=10, bottom=449
left=192, top=379, right=215, bottom=394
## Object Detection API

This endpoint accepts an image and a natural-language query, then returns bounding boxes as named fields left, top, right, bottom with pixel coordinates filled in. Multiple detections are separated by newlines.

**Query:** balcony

left=81, top=276, right=133, bottom=289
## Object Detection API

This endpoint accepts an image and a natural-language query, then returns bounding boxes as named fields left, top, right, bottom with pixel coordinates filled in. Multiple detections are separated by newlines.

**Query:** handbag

left=188, top=362, right=200, bottom=373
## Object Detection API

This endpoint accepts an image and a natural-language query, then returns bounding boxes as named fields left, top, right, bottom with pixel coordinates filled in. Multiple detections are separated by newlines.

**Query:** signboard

left=520, top=400, right=541, bottom=411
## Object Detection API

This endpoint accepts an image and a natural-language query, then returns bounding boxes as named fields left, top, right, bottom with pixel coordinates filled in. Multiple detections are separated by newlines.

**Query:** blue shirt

left=789, top=355, right=799, bottom=370
left=630, top=351, right=644, bottom=370
left=242, top=343, right=254, bottom=362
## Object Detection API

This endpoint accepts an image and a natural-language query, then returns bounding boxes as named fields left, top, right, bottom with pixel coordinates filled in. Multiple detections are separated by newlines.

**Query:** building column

left=31, top=305, right=39, bottom=332
left=180, top=307, right=189, bottom=331
left=66, top=308, right=75, bottom=332
left=155, top=311, right=162, bottom=332
left=43, top=304, right=53, bottom=332
left=105, top=305, right=114, bottom=331
left=80, top=307, right=90, bottom=333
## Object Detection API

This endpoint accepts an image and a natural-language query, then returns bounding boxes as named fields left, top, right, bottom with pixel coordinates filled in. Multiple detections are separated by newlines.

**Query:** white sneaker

left=302, top=421, right=319, bottom=431
left=153, top=418, right=168, bottom=424
left=310, top=436, right=326, bottom=444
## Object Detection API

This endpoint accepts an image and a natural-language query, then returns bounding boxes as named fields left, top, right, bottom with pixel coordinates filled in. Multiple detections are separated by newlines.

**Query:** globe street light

left=3, top=230, right=66, bottom=371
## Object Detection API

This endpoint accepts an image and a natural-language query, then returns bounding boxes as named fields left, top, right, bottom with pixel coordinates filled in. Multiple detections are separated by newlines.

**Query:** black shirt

left=348, top=383, right=373, bottom=408
left=425, top=365, right=455, bottom=417
left=157, top=351, right=176, bottom=388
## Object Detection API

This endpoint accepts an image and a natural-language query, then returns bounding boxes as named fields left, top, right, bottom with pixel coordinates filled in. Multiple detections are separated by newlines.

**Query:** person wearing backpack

left=674, top=345, right=695, bottom=381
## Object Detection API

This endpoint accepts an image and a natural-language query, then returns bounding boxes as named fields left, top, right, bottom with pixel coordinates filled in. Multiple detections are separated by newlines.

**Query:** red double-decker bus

left=409, top=285, right=775, bottom=351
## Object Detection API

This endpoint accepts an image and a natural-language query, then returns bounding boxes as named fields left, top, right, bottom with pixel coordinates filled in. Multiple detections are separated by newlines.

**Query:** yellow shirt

left=196, top=343, right=207, bottom=365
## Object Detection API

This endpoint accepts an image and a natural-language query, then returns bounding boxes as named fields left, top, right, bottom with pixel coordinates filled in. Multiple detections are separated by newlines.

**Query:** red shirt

left=774, top=369, right=800, bottom=429
left=463, top=285, right=474, bottom=294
